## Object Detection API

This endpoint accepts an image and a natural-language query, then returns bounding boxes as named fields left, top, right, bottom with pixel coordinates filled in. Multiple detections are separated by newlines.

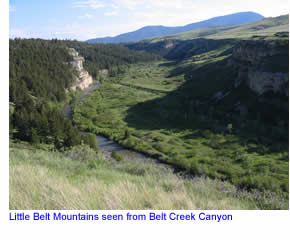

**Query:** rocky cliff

left=231, top=39, right=289, bottom=96
left=68, top=48, right=93, bottom=90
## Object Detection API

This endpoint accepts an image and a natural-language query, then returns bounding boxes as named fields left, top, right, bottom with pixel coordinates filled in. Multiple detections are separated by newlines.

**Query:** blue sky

left=9, top=0, right=289, bottom=40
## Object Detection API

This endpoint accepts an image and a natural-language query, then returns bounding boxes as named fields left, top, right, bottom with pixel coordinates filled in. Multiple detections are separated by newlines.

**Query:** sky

left=9, top=0, right=289, bottom=40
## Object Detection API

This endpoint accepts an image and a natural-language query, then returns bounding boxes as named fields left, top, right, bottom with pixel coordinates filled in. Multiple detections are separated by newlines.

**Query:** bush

left=65, top=144, right=100, bottom=163
left=190, top=159, right=202, bottom=175
left=111, top=151, right=124, bottom=162
left=201, top=129, right=212, bottom=139
left=81, top=133, right=98, bottom=151
left=153, top=143, right=170, bottom=153
left=31, top=128, right=40, bottom=145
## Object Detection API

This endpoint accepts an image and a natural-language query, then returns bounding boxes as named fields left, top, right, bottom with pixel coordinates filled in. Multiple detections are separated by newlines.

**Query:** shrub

left=190, top=159, right=202, bottom=175
left=81, top=133, right=98, bottom=151
left=65, top=144, right=100, bottom=163
left=31, top=128, right=40, bottom=145
left=201, top=129, right=212, bottom=139
left=111, top=151, right=124, bottom=162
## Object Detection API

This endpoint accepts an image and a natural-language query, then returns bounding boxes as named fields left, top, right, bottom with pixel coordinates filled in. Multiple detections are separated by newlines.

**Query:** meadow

left=10, top=142, right=287, bottom=209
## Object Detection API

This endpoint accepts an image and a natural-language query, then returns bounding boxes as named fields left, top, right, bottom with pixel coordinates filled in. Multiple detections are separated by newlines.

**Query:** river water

left=64, top=81, right=174, bottom=171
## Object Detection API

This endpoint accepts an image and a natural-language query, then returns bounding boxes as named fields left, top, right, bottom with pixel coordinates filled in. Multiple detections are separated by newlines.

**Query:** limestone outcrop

left=230, top=40, right=289, bottom=96
left=68, top=48, right=93, bottom=90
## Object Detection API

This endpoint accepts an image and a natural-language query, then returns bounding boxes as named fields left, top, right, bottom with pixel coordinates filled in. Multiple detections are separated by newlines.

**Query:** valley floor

left=73, top=61, right=288, bottom=209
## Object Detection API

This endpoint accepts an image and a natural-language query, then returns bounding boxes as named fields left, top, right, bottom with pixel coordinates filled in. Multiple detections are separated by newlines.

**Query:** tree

left=31, top=128, right=40, bottom=144
left=227, top=123, right=233, bottom=134
left=86, top=133, right=98, bottom=151
left=63, top=121, right=81, bottom=148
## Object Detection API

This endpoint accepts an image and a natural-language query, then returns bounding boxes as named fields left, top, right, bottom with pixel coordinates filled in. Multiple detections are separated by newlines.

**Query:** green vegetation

left=10, top=15, right=289, bottom=210
left=142, top=15, right=289, bottom=42
left=81, top=133, right=98, bottom=151
left=74, top=58, right=288, bottom=202
left=112, top=61, right=185, bottom=92
left=9, top=39, right=82, bottom=148
left=127, top=15, right=289, bottom=60
left=111, top=151, right=125, bottom=162
left=9, top=38, right=159, bottom=150
left=63, top=40, right=161, bottom=79
left=10, top=142, right=287, bottom=210
left=10, top=39, right=74, bottom=101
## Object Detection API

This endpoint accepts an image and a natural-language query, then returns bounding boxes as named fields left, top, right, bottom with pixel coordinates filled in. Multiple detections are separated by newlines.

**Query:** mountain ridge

left=87, top=12, right=264, bottom=43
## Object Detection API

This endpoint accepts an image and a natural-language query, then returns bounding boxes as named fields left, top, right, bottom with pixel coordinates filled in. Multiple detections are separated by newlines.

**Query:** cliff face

left=68, top=48, right=93, bottom=90
left=231, top=40, right=289, bottom=96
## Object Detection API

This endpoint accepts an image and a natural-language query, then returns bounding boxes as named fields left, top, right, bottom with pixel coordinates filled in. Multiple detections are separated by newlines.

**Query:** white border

left=1, top=1, right=290, bottom=239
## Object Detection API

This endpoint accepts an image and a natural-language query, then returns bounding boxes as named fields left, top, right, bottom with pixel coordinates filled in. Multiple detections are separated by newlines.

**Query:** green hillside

left=11, top=142, right=287, bottom=209
left=9, top=39, right=158, bottom=149
left=74, top=60, right=289, bottom=197
left=144, top=15, right=289, bottom=42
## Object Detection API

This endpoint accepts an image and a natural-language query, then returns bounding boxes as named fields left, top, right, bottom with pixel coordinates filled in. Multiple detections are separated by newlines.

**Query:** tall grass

left=11, top=143, right=283, bottom=210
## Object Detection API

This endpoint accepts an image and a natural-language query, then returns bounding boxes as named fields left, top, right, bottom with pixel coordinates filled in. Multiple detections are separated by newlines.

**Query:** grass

left=10, top=142, right=287, bottom=210
left=73, top=58, right=288, bottom=203
left=110, top=61, right=184, bottom=92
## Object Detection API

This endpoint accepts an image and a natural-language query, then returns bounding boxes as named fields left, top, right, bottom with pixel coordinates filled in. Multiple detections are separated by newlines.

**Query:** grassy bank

left=11, top=142, right=288, bottom=210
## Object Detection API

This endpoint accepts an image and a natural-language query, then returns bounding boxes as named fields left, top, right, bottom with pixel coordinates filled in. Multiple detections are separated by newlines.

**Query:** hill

left=146, top=14, right=289, bottom=42
left=87, top=12, right=264, bottom=43
left=126, top=15, right=289, bottom=57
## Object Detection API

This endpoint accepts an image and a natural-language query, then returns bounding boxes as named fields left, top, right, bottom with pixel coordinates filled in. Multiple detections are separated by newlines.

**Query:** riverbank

left=64, top=81, right=178, bottom=172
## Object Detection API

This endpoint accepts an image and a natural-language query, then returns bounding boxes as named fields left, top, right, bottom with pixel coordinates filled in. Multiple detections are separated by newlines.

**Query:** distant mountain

left=87, top=12, right=264, bottom=43
left=138, top=14, right=289, bottom=43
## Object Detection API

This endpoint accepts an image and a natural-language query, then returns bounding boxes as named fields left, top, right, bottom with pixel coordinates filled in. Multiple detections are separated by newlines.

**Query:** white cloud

left=9, top=5, right=16, bottom=13
left=72, top=0, right=105, bottom=9
left=53, top=31, right=75, bottom=35
left=78, top=13, right=95, bottom=19
left=9, top=29, right=28, bottom=39
left=127, top=0, right=289, bottom=27
left=113, top=0, right=143, bottom=10
left=104, top=11, right=119, bottom=16
left=109, top=0, right=195, bottom=11
left=84, top=13, right=94, bottom=19
left=147, top=0, right=194, bottom=9
left=111, top=3, right=119, bottom=9
left=41, top=22, right=146, bottom=40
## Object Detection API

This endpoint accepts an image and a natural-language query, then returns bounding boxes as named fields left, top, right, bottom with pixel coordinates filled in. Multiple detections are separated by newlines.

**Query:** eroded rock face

left=71, top=57, right=84, bottom=71
left=247, top=71, right=288, bottom=96
left=231, top=40, right=289, bottom=95
left=68, top=48, right=93, bottom=90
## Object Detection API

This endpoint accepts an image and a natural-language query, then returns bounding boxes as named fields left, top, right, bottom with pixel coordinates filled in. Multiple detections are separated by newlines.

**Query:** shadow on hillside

left=158, top=61, right=180, bottom=67
left=124, top=60, right=289, bottom=153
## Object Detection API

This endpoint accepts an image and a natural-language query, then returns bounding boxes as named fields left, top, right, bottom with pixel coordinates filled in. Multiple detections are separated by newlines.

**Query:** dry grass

left=10, top=143, right=279, bottom=210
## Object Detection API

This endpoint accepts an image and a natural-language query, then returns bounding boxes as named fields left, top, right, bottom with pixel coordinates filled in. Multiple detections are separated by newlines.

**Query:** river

left=64, top=81, right=175, bottom=171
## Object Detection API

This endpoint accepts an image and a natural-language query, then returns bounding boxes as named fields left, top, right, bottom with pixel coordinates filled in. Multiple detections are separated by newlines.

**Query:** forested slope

left=9, top=39, right=158, bottom=149
left=63, top=41, right=161, bottom=79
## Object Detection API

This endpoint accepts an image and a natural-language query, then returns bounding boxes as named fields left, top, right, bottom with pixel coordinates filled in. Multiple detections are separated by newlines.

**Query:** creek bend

left=64, top=81, right=178, bottom=173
